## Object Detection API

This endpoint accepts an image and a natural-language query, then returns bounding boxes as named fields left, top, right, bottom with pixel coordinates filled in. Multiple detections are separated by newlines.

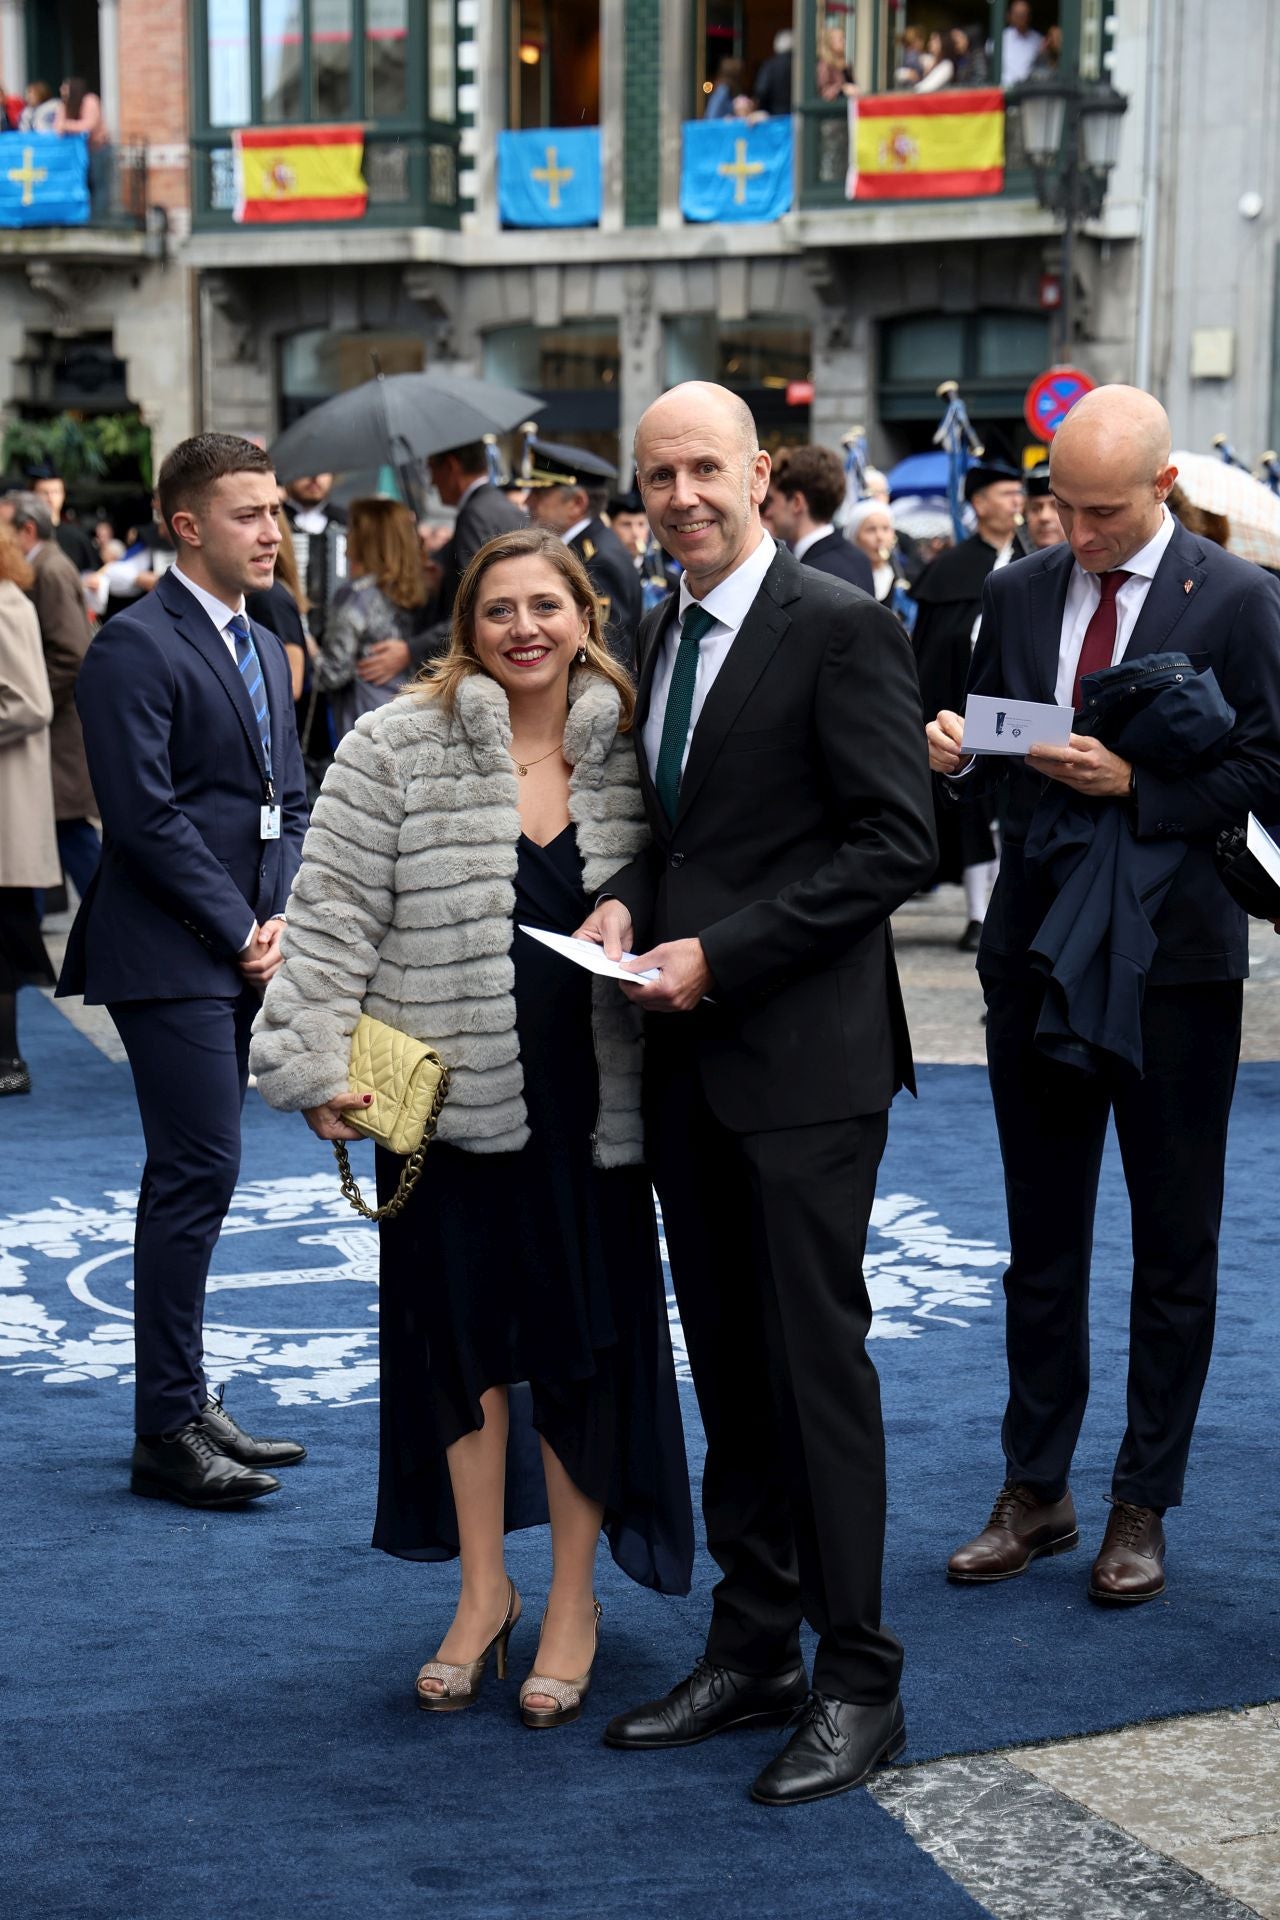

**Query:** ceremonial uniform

left=522, top=438, right=642, bottom=674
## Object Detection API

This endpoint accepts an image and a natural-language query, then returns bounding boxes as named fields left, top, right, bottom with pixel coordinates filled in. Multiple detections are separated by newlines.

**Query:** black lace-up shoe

left=130, top=1422, right=282, bottom=1508
left=751, top=1692, right=906, bottom=1807
left=603, top=1658, right=808, bottom=1750
left=197, top=1387, right=306, bottom=1468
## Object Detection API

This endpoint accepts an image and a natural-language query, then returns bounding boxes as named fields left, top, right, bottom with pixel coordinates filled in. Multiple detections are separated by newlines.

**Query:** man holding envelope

left=926, top=385, right=1280, bottom=1605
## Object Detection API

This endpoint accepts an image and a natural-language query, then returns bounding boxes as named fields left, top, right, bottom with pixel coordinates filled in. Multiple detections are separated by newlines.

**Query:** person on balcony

left=1002, top=1, right=1046, bottom=87
left=18, top=82, right=59, bottom=132
left=704, top=58, right=748, bottom=120
left=751, top=30, right=793, bottom=117
left=54, top=76, right=112, bottom=209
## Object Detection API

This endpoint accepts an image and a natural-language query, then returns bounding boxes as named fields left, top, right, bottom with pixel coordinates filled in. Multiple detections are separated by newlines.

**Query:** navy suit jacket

left=799, top=529, right=876, bottom=597
left=959, top=519, right=1280, bottom=986
left=58, top=569, right=309, bottom=1005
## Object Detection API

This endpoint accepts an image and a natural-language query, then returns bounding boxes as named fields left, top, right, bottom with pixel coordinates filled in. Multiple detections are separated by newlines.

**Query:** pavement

left=34, top=888, right=1280, bottom=1920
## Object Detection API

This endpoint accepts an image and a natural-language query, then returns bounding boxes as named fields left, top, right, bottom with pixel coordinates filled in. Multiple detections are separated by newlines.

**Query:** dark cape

left=911, top=534, right=1017, bottom=883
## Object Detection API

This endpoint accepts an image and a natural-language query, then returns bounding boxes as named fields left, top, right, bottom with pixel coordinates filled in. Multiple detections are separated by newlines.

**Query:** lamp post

left=1006, top=76, right=1128, bottom=361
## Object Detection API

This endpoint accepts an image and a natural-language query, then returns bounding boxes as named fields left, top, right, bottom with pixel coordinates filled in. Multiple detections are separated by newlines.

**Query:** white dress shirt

left=561, top=515, right=592, bottom=548
left=1053, top=508, right=1177, bottom=707
left=792, top=523, right=835, bottom=561
left=1002, top=25, right=1044, bottom=85
left=170, top=565, right=248, bottom=662
left=169, top=566, right=276, bottom=948
left=642, top=532, right=777, bottom=780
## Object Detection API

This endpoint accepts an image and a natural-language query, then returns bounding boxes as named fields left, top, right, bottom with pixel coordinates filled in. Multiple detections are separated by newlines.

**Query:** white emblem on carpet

left=0, top=1178, right=1007, bottom=1404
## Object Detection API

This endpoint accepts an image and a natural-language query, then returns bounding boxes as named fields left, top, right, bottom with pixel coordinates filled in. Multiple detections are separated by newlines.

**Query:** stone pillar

left=0, top=0, right=24, bottom=92
left=599, top=0, right=625, bottom=233
left=618, top=265, right=662, bottom=483
left=98, top=0, right=122, bottom=149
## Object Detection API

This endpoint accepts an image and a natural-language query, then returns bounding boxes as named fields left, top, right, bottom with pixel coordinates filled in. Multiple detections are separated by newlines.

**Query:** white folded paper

left=519, top=925, right=661, bottom=984
left=1246, top=813, right=1280, bottom=888
left=961, top=692, right=1074, bottom=756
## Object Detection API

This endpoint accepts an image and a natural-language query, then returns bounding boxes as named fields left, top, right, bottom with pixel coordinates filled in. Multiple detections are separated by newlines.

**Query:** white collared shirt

left=170, top=565, right=248, bottom=663
left=792, top=523, right=835, bottom=562
left=562, top=515, right=592, bottom=548
left=1053, top=508, right=1177, bottom=707
left=1002, top=24, right=1044, bottom=85
left=642, top=531, right=777, bottom=779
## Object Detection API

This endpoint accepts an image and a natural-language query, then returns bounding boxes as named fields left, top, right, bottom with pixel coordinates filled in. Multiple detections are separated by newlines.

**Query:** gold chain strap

left=331, top=1066, right=451, bottom=1222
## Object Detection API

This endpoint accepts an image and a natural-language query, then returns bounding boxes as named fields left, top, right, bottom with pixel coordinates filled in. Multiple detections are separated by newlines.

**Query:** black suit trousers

left=983, top=974, right=1242, bottom=1508
left=645, top=1049, right=902, bottom=1704
left=109, top=991, right=257, bottom=1435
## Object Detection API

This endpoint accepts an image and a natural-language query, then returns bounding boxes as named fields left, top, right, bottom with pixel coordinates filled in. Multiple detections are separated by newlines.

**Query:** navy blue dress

left=372, top=826, right=693, bottom=1595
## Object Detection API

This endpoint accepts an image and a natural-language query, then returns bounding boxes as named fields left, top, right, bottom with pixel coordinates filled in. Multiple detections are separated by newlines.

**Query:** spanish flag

left=847, top=89, right=1005, bottom=201
left=233, top=125, right=367, bottom=223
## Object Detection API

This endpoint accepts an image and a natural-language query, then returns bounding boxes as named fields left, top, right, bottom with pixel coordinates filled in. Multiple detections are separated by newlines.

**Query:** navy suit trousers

left=109, top=991, right=258, bottom=1435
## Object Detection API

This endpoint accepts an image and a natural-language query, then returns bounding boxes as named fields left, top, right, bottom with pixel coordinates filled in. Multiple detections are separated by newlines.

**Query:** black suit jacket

left=58, top=570, right=308, bottom=1005
left=605, top=542, right=937, bottom=1130
left=411, top=482, right=526, bottom=664
left=570, top=517, right=643, bottom=673
left=800, top=530, right=875, bottom=596
left=960, top=520, right=1280, bottom=985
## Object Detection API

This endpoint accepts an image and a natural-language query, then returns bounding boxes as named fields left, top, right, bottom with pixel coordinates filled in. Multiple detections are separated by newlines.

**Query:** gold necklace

left=508, top=741, right=564, bottom=777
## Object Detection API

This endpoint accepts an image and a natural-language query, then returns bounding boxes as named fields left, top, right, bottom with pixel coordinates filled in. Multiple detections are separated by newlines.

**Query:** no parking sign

left=1024, top=367, right=1095, bottom=440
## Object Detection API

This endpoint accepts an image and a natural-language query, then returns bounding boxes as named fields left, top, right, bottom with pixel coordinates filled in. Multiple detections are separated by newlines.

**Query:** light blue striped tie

left=228, top=611, right=272, bottom=774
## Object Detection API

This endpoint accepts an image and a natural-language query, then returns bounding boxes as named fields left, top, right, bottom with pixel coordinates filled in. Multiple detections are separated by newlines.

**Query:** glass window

left=509, top=1, right=600, bottom=129
left=208, top=0, right=251, bottom=126
left=882, top=315, right=965, bottom=383
left=885, top=3, right=1060, bottom=95
left=429, top=0, right=456, bottom=122
left=312, top=0, right=353, bottom=118
left=367, top=0, right=410, bottom=119
left=813, top=5, right=856, bottom=102
left=664, top=316, right=811, bottom=451
left=261, top=0, right=304, bottom=122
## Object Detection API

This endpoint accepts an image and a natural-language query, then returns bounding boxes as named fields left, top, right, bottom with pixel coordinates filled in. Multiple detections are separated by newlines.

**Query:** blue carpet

left=3, top=990, right=1278, bottom=1918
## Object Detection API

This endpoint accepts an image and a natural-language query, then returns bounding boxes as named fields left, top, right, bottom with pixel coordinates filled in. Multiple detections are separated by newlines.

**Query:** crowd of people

left=4, top=376, right=1280, bottom=1813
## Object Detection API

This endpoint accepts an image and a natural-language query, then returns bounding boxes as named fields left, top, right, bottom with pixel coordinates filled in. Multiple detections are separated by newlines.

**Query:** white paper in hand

left=1246, top=814, right=1280, bottom=889
left=961, top=692, right=1074, bottom=756
left=519, top=925, right=661, bottom=984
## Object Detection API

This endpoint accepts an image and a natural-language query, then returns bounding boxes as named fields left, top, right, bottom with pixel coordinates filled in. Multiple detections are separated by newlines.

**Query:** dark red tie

left=1071, top=569, right=1131, bottom=708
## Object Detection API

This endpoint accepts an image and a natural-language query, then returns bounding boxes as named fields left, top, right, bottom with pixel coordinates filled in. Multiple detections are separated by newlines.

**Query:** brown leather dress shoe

left=947, top=1481, right=1079, bottom=1582
left=1088, top=1501, right=1166, bottom=1605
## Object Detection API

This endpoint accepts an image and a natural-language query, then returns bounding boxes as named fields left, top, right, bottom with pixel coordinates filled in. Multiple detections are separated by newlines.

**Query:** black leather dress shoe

left=131, top=1423, right=281, bottom=1508
left=751, top=1692, right=906, bottom=1807
left=603, top=1657, right=808, bottom=1750
left=197, top=1389, right=306, bottom=1467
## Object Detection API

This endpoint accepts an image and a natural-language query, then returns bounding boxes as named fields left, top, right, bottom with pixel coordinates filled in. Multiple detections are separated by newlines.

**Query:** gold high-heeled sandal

left=415, top=1579, right=521, bottom=1713
left=518, top=1598, right=602, bottom=1729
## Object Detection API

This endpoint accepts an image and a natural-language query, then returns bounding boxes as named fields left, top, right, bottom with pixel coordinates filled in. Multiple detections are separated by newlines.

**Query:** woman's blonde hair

left=424, top=526, right=637, bottom=733
left=0, top=523, right=34, bottom=591
left=347, top=496, right=427, bottom=609
left=272, top=506, right=309, bottom=614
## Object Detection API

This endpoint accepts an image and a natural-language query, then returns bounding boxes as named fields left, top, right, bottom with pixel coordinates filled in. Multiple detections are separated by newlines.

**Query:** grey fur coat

left=250, top=668, right=650, bottom=1166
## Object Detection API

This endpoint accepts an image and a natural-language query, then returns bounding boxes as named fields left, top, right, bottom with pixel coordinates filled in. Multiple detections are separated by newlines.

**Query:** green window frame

left=189, top=0, right=461, bottom=230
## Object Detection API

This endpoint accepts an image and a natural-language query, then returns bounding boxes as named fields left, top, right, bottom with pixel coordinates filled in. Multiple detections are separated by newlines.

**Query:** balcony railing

left=190, top=125, right=461, bottom=231
left=0, top=140, right=158, bottom=238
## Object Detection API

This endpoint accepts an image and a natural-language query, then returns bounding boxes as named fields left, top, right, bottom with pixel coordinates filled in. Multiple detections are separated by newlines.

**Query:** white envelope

left=1246, top=814, right=1280, bottom=888
left=519, top=925, right=661, bottom=983
left=961, top=692, right=1075, bottom=756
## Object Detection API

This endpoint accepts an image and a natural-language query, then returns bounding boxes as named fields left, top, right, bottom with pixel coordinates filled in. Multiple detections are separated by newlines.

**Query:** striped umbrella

left=1171, top=450, right=1280, bottom=569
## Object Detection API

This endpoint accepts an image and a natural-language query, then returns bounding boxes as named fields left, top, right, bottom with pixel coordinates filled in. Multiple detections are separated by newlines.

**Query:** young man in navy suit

left=58, top=435, right=311, bottom=1508
left=927, top=387, right=1280, bottom=1604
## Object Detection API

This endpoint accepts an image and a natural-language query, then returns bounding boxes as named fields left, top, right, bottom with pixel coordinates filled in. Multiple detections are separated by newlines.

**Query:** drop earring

left=577, top=646, right=588, bottom=664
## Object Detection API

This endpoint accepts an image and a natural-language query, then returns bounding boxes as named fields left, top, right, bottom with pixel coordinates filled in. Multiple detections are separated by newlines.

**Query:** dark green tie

left=655, top=602, right=716, bottom=821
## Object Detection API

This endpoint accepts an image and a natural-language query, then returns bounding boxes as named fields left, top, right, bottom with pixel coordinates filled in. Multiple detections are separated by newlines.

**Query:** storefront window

left=665, top=316, right=812, bottom=450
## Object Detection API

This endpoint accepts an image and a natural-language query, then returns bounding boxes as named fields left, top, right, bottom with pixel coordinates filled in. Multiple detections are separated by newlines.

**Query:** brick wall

left=118, top=0, right=190, bottom=219
left=623, top=0, right=661, bottom=228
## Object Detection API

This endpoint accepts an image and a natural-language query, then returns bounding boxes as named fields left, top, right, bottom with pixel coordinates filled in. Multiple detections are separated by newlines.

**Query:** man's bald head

left=1049, top=385, right=1178, bottom=573
left=633, top=382, right=771, bottom=595
left=635, top=381, right=759, bottom=464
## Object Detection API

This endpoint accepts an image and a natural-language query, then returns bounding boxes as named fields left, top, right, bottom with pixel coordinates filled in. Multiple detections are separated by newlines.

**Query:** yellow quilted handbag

left=332, top=1013, right=451, bottom=1222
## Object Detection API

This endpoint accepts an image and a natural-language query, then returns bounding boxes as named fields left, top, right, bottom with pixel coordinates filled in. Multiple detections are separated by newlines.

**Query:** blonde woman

left=0, top=523, right=59, bottom=1094
left=251, top=528, right=693, bottom=1727
left=312, top=496, right=426, bottom=738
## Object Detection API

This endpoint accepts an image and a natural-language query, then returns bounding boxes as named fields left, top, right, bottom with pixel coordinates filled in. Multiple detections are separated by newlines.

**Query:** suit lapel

left=674, top=549, right=795, bottom=825
left=1121, top=521, right=1210, bottom=662
left=633, top=598, right=675, bottom=823
left=159, top=572, right=268, bottom=780
left=1026, top=546, right=1075, bottom=702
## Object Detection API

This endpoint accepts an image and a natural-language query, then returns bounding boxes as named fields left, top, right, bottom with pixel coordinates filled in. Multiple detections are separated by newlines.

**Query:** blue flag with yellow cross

left=0, top=132, right=89, bottom=227
left=498, top=127, right=601, bottom=228
left=681, top=116, right=794, bottom=223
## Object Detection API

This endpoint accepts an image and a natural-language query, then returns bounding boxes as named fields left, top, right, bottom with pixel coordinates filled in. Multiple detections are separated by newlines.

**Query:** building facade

left=1, top=0, right=1277, bottom=491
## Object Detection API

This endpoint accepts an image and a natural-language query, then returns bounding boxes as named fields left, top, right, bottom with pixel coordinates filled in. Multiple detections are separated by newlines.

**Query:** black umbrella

left=267, top=368, right=544, bottom=489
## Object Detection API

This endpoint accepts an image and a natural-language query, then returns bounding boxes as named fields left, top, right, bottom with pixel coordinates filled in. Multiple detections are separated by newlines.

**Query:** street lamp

left=1006, top=76, right=1129, bottom=359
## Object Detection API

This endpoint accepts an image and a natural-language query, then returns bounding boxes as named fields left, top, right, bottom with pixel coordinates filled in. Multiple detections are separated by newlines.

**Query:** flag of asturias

left=497, top=128, right=601, bottom=228
left=847, top=89, right=1005, bottom=200
left=0, top=131, right=88, bottom=228
left=233, top=125, right=367, bottom=223
left=681, top=116, right=793, bottom=224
